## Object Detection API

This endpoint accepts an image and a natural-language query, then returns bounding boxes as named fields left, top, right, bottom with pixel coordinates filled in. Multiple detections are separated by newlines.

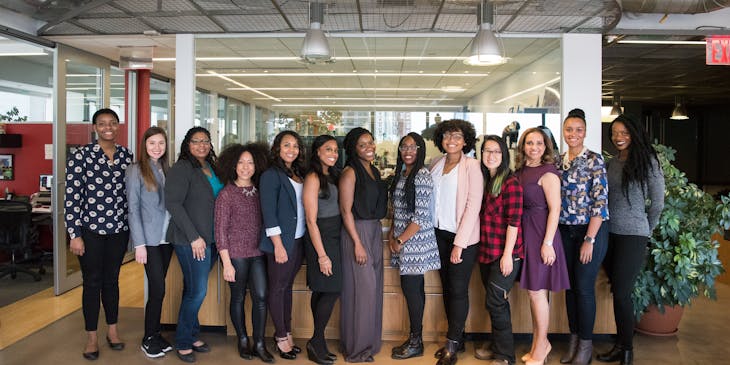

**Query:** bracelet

left=543, top=240, right=553, bottom=246
left=584, top=235, right=595, bottom=244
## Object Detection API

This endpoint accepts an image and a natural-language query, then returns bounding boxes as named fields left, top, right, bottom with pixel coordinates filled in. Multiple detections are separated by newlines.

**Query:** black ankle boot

left=253, top=339, right=274, bottom=363
left=596, top=345, right=622, bottom=362
left=435, top=339, right=460, bottom=365
left=392, top=332, right=424, bottom=360
left=307, top=340, right=334, bottom=365
left=238, top=336, right=253, bottom=360
left=434, top=339, right=465, bottom=358
left=620, top=350, right=633, bottom=365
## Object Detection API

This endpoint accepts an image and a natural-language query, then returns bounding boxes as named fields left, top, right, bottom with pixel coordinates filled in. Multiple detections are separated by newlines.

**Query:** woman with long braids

left=387, top=132, right=440, bottom=360
left=259, top=130, right=307, bottom=360
left=302, top=135, right=342, bottom=364
left=597, top=115, right=664, bottom=365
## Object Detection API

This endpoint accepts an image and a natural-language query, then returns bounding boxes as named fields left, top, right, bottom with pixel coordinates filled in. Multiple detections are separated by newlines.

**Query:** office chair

left=0, top=200, right=42, bottom=281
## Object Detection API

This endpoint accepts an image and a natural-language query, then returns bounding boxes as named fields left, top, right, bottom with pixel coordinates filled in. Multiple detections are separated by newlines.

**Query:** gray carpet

left=0, top=264, right=52, bottom=307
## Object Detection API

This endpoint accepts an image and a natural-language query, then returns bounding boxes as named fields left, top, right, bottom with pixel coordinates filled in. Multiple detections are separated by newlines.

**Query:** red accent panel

left=137, top=69, right=151, bottom=156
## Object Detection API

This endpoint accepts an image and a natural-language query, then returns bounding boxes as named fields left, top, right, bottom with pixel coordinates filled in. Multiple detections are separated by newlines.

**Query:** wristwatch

left=396, top=237, right=404, bottom=246
left=584, top=235, right=595, bottom=244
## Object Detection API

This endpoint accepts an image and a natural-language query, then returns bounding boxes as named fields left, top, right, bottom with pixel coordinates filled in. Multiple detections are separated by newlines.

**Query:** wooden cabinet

left=161, top=253, right=227, bottom=326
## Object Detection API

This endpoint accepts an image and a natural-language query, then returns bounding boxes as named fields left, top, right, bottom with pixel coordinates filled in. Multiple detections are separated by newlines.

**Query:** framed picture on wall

left=0, top=154, right=13, bottom=180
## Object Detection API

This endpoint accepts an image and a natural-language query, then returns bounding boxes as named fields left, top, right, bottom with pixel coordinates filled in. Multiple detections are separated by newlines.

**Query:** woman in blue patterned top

left=387, top=132, right=440, bottom=360
left=557, top=108, right=609, bottom=365
left=65, top=108, right=133, bottom=361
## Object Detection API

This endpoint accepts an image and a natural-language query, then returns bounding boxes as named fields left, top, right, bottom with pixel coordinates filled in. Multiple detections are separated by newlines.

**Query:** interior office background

left=0, top=1, right=729, bottom=307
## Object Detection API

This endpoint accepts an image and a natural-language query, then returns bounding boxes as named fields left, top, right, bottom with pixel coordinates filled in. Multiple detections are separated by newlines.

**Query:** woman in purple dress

left=515, top=127, right=570, bottom=365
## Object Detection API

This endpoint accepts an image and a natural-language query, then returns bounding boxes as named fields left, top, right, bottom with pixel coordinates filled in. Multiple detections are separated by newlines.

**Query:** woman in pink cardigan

left=429, top=119, right=484, bottom=365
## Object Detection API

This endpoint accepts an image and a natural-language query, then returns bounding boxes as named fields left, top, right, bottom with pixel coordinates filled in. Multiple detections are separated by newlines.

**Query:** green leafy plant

left=0, top=107, right=28, bottom=122
left=631, top=144, right=730, bottom=319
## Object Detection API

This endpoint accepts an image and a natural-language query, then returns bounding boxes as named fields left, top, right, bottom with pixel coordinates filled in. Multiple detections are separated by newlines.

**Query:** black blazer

left=165, top=159, right=216, bottom=245
left=259, top=167, right=301, bottom=254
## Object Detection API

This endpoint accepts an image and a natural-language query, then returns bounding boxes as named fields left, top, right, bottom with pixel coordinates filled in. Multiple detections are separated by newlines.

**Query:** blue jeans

left=174, top=243, right=217, bottom=350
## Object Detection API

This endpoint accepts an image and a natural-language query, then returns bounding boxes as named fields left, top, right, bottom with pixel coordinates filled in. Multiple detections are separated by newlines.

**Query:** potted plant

left=631, top=144, right=730, bottom=335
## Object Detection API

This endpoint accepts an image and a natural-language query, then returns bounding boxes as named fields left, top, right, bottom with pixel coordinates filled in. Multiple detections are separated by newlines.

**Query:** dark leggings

left=310, top=291, right=339, bottom=352
left=266, top=238, right=303, bottom=338
left=559, top=223, right=608, bottom=340
left=435, top=228, right=478, bottom=341
left=229, top=255, right=268, bottom=341
left=604, top=233, right=648, bottom=350
left=143, top=244, right=173, bottom=338
left=400, top=274, right=425, bottom=335
left=77, top=229, right=129, bottom=331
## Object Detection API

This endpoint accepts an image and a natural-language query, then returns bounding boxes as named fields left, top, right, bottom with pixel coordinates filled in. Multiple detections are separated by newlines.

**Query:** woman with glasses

left=387, top=132, right=440, bottom=360
left=339, top=127, right=388, bottom=363
left=474, top=135, right=523, bottom=365
left=65, top=108, right=132, bottom=361
left=557, top=109, right=609, bottom=365
left=597, top=115, right=664, bottom=365
left=429, top=119, right=484, bottom=365
left=165, top=127, right=223, bottom=363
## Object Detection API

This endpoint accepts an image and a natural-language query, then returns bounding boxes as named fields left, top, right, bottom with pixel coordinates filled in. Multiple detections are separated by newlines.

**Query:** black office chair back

left=0, top=200, right=33, bottom=249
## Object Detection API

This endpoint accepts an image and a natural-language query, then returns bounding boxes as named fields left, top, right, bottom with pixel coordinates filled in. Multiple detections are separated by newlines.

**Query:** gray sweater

left=606, top=157, right=665, bottom=236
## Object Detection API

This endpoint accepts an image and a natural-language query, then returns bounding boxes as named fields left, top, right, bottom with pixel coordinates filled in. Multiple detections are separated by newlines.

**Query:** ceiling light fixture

left=206, top=70, right=281, bottom=102
left=610, top=95, right=622, bottom=115
left=300, top=1, right=333, bottom=64
left=465, top=0, right=507, bottom=66
left=670, top=96, right=689, bottom=120
left=494, top=77, right=561, bottom=104
left=617, top=40, right=706, bottom=45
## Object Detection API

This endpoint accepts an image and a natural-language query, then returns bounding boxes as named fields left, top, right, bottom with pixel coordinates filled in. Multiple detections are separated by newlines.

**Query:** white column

left=561, top=33, right=602, bottom=152
left=175, top=34, right=196, bottom=153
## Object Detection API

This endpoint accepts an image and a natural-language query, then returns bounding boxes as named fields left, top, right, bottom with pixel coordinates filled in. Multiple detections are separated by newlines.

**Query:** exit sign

left=706, top=36, right=730, bottom=65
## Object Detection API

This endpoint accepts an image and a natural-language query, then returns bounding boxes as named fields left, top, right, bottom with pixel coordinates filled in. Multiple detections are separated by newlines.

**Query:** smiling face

left=441, top=129, right=465, bottom=155
left=563, top=117, right=586, bottom=149
left=188, top=131, right=211, bottom=163
left=611, top=121, right=632, bottom=153
left=278, top=134, right=300, bottom=167
left=236, top=151, right=255, bottom=184
left=355, top=133, right=376, bottom=162
left=145, top=133, right=166, bottom=162
left=398, top=136, right=419, bottom=167
left=317, top=139, right=339, bottom=169
left=93, top=113, right=119, bottom=143
left=523, top=131, right=546, bottom=164
left=481, top=139, right=503, bottom=174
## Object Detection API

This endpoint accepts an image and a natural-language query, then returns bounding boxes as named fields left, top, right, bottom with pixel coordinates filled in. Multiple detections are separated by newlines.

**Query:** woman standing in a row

left=388, top=132, right=440, bottom=360
left=260, top=131, right=307, bottom=360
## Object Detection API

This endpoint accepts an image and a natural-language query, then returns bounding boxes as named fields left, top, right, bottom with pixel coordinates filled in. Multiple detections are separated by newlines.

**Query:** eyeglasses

left=442, top=132, right=464, bottom=141
left=190, top=139, right=211, bottom=146
left=398, top=145, right=419, bottom=152
left=482, top=149, right=502, bottom=155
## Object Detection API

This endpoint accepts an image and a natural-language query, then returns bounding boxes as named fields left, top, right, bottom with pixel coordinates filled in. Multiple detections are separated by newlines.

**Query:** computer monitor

left=40, top=174, right=53, bottom=191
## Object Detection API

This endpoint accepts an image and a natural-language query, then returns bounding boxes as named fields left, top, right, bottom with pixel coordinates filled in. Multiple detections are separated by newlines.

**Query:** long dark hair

left=433, top=119, right=477, bottom=154
left=390, top=132, right=426, bottom=213
left=609, top=114, right=659, bottom=201
left=308, top=134, right=341, bottom=199
left=271, top=130, right=305, bottom=179
left=138, top=126, right=169, bottom=192
left=178, top=126, right=217, bottom=171
left=480, top=135, right=512, bottom=197
left=343, top=127, right=380, bottom=184
left=217, top=142, right=269, bottom=188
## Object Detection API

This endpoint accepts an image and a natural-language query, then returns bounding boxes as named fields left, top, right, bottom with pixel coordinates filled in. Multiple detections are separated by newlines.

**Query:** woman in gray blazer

left=165, top=127, right=224, bottom=363
left=126, top=126, right=172, bottom=358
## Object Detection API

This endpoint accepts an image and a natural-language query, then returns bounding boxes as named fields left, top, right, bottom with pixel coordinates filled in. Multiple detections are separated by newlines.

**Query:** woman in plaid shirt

left=474, top=135, right=524, bottom=365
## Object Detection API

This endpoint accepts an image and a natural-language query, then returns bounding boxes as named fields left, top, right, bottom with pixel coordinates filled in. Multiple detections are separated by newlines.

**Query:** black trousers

left=480, top=259, right=521, bottom=364
left=604, top=233, right=648, bottom=350
left=401, top=274, right=425, bottom=335
left=143, top=244, right=173, bottom=339
left=435, top=228, right=478, bottom=341
left=77, top=229, right=129, bottom=331
left=266, top=238, right=303, bottom=338
left=229, top=255, right=268, bottom=341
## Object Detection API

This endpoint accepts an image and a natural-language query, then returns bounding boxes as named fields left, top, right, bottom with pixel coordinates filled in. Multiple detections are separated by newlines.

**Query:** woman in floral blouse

left=557, top=108, right=609, bottom=365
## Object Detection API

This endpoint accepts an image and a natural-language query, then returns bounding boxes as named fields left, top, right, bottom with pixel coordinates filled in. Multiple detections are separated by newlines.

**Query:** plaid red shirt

left=478, top=175, right=524, bottom=264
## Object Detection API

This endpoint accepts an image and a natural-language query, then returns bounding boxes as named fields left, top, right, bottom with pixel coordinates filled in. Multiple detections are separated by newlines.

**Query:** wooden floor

left=0, top=261, right=144, bottom=350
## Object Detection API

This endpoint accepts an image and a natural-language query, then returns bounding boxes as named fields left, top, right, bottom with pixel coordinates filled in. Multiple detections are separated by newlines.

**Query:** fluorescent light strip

left=231, top=87, right=456, bottom=91
left=66, top=74, right=101, bottom=77
left=206, top=70, right=281, bottom=102
left=254, top=97, right=454, bottom=101
left=0, top=52, right=48, bottom=56
left=272, top=104, right=463, bottom=108
left=200, top=72, right=487, bottom=77
left=494, top=77, right=561, bottom=104
left=617, top=40, right=706, bottom=45
left=155, top=56, right=469, bottom=62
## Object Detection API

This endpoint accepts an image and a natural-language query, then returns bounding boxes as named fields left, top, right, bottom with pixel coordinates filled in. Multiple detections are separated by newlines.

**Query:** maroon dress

left=515, top=164, right=570, bottom=291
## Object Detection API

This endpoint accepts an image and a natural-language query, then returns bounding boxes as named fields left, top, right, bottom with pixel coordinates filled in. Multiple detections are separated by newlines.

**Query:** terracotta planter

left=635, top=304, right=684, bottom=336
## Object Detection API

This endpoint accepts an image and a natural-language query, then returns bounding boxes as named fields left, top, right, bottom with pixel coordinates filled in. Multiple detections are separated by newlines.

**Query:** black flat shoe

left=176, top=350, right=196, bottom=363
left=192, top=342, right=210, bottom=353
left=106, top=336, right=125, bottom=351
left=292, top=345, right=302, bottom=354
left=326, top=352, right=337, bottom=361
left=307, top=340, right=334, bottom=365
left=276, top=338, right=297, bottom=360
left=82, top=351, right=99, bottom=361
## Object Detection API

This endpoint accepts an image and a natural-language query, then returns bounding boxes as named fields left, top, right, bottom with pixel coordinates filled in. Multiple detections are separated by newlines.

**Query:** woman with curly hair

left=259, top=130, right=307, bottom=360
left=215, top=142, right=273, bottom=363
left=429, top=119, right=484, bottom=365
